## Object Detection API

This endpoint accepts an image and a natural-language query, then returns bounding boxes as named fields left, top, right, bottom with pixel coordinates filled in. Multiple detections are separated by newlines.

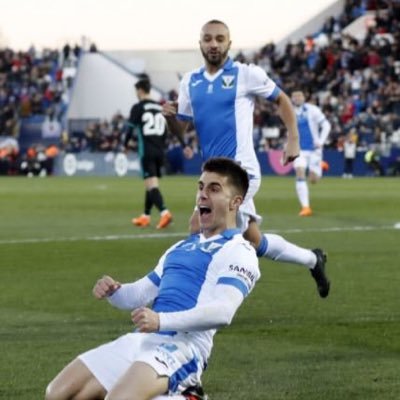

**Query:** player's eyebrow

left=198, top=180, right=222, bottom=189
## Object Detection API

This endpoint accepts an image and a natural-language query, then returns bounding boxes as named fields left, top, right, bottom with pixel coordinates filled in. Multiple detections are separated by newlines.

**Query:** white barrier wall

left=67, top=52, right=163, bottom=121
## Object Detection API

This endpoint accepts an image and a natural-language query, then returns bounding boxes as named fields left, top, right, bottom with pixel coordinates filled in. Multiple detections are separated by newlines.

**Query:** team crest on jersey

left=221, top=75, right=235, bottom=89
left=200, top=242, right=223, bottom=253
left=181, top=241, right=222, bottom=254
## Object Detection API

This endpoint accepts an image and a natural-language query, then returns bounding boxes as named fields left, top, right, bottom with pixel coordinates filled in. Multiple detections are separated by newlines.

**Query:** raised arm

left=162, top=101, right=193, bottom=159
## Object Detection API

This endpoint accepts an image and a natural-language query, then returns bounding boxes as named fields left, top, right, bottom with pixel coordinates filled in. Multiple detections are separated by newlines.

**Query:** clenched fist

left=93, top=275, right=121, bottom=299
left=131, top=307, right=160, bottom=332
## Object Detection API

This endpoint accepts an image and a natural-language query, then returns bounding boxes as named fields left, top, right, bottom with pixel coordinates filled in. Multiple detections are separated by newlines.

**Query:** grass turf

left=0, top=175, right=399, bottom=399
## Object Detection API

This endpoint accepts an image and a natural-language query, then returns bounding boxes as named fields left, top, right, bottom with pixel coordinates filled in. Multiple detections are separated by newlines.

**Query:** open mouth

left=199, top=205, right=212, bottom=216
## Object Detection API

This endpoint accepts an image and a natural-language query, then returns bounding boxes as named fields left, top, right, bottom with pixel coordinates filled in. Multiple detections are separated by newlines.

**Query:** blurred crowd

left=1, top=0, right=399, bottom=176
left=65, top=0, right=400, bottom=159
left=0, top=42, right=81, bottom=175
left=241, top=0, right=400, bottom=155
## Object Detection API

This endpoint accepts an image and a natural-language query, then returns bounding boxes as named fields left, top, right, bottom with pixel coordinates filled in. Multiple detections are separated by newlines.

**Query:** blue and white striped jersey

left=177, top=58, right=281, bottom=178
left=147, top=229, right=260, bottom=360
left=294, top=103, right=331, bottom=151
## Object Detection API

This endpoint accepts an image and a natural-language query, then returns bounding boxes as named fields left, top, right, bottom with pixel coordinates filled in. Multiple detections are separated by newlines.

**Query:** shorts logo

left=222, top=75, right=235, bottom=89
left=155, top=344, right=178, bottom=371
left=160, top=343, right=178, bottom=352
left=155, top=356, right=169, bottom=369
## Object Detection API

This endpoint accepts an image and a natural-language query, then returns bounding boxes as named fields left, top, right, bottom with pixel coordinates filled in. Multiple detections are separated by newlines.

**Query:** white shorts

left=78, top=332, right=204, bottom=396
left=293, top=150, right=323, bottom=177
left=236, top=176, right=262, bottom=233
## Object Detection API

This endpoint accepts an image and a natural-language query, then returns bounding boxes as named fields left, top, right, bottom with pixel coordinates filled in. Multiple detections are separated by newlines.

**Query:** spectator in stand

left=365, top=147, right=385, bottom=176
left=0, top=136, right=19, bottom=175
left=342, top=129, right=357, bottom=178
left=19, top=144, right=59, bottom=177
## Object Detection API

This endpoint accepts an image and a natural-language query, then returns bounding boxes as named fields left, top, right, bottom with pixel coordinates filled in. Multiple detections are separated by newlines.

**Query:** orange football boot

left=132, top=214, right=150, bottom=227
left=321, top=160, right=330, bottom=171
left=299, top=207, right=313, bottom=217
left=156, top=211, right=173, bottom=229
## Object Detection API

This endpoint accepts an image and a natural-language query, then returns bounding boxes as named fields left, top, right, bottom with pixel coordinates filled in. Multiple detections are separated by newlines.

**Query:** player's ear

left=230, top=194, right=243, bottom=210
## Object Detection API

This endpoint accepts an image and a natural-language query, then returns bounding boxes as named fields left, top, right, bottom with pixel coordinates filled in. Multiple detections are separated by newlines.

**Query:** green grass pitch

left=1, top=175, right=399, bottom=399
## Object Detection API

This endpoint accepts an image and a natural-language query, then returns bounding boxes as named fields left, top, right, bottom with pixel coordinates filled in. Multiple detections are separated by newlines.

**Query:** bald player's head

left=199, top=20, right=231, bottom=68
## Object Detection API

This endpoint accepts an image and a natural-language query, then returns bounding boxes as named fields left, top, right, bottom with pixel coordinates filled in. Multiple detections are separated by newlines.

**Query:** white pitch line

left=0, top=232, right=187, bottom=245
left=0, top=225, right=397, bottom=245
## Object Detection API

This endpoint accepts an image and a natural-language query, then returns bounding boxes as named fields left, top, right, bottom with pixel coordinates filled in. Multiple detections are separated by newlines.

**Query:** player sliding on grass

left=162, top=19, right=330, bottom=298
left=45, top=157, right=259, bottom=400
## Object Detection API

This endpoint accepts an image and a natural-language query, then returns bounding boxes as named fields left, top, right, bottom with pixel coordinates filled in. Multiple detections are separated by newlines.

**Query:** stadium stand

left=245, top=0, right=400, bottom=154
left=0, top=45, right=74, bottom=174
left=1, top=0, right=399, bottom=176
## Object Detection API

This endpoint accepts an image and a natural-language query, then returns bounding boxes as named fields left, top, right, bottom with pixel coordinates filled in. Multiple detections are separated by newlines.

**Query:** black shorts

left=140, top=151, right=164, bottom=179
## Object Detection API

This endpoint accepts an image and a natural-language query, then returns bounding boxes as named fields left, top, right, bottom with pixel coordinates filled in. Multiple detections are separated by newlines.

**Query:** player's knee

left=44, top=381, right=65, bottom=400
left=105, top=391, right=141, bottom=400
left=295, top=168, right=306, bottom=179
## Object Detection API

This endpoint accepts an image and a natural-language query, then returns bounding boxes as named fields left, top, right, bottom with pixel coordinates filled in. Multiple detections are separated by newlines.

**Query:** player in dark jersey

left=126, top=79, right=172, bottom=229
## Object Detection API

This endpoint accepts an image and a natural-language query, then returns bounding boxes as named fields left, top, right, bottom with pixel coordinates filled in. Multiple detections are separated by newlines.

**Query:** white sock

left=262, top=233, right=316, bottom=269
left=296, top=179, right=309, bottom=208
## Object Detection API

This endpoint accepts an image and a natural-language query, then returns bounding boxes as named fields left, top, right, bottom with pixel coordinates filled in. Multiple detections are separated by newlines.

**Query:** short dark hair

left=204, top=19, right=229, bottom=30
left=202, top=157, right=249, bottom=198
left=290, top=87, right=304, bottom=94
left=135, top=79, right=151, bottom=93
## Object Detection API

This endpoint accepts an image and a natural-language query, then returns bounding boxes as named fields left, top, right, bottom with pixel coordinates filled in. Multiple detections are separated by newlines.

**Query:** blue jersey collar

left=194, top=227, right=240, bottom=241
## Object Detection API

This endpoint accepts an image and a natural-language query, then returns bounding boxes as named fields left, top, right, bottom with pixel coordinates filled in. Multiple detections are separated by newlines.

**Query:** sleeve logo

left=229, top=264, right=256, bottom=284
